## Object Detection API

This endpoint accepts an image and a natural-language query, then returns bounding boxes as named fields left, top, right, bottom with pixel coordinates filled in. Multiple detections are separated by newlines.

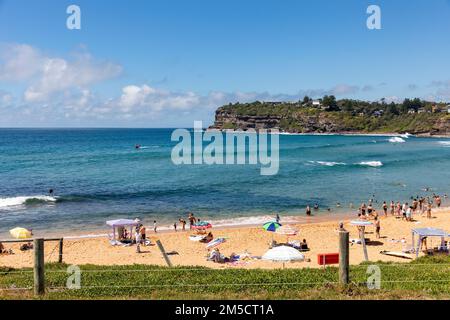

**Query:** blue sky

left=0, top=0, right=450, bottom=127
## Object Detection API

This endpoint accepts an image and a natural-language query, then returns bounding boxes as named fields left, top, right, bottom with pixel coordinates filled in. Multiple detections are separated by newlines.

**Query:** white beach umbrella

left=262, top=245, right=304, bottom=262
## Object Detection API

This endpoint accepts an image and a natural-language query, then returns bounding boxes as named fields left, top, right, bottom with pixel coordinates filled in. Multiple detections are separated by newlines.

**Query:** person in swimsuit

left=374, top=217, right=380, bottom=239
left=390, top=201, right=395, bottom=215
left=179, top=218, right=186, bottom=231
left=360, top=203, right=366, bottom=216
left=306, top=205, right=312, bottom=216
left=382, top=201, right=388, bottom=217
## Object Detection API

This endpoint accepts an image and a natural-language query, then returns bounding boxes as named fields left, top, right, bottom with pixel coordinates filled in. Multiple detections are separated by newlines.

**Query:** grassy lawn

left=1, top=255, right=449, bottom=300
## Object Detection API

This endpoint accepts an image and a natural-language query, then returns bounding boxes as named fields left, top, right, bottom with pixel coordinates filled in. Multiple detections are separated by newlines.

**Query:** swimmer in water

left=135, top=144, right=141, bottom=149
left=48, top=189, right=54, bottom=196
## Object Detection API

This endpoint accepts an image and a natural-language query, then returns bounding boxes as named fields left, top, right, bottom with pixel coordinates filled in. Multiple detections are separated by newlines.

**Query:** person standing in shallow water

left=275, top=214, right=280, bottom=223
left=306, top=205, right=311, bottom=216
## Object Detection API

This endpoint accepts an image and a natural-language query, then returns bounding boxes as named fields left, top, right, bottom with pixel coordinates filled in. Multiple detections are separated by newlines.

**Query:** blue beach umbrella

left=262, top=221, right=282, bottom=232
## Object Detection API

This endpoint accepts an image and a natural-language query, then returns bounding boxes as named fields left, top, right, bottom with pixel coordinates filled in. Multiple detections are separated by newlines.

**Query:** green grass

left=1, top=255, right=449, bottom=300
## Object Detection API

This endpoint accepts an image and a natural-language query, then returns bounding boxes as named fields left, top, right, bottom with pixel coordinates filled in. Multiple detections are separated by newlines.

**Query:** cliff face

left=210, top=104, right=450, bottom=135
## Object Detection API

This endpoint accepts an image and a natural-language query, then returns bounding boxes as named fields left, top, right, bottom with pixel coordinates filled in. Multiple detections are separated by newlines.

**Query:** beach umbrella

left=350, top=220, right=373, bottom=226
left=262, top=245, right=304, bottom=262
left=9, top=227, right=32, bottom=239
left=192, top=221, right=212, bottom=230
left=262, top=221, right=282, bottom=232
left=206, top=237, right=226, bottom=249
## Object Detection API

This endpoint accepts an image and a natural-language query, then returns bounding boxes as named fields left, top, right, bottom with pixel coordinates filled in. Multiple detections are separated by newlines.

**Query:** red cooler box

left=317, top=253, right=339, bottom=265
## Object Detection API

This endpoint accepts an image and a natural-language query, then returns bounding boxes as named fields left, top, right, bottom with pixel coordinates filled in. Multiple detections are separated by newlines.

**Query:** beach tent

left=106, top=219, right=140, bottom=240
left=411, top=227, right=449, bottom=258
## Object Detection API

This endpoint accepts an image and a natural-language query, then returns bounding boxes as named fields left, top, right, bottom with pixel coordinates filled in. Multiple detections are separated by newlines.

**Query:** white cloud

left=0, top=43, right=43, bottom=81
left=0, top=43, right=122, bottom=103
left=118, top=84, right=200, bottom=113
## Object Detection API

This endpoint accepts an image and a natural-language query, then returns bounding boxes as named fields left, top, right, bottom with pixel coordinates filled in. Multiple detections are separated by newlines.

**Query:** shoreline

left=213, top=129, right=450, bottom=138
left=1, top=206, right=449, bottom=269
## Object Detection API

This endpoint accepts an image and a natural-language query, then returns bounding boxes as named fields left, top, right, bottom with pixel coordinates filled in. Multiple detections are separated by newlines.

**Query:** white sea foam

left=388, top=137, right=406, bottom=143
left=357, top=161, right=383, bottom=167
left=438, top=141, right=450, bottom=147
left=0, top=195, right=57, bottom=209
left=308, top=161, right=346, bottom=167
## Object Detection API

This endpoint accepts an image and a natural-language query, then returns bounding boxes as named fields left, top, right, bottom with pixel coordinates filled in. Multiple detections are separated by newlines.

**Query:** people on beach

left=153, top=220, right=157, bottom=233
left=188, top=213, right=196, bottom=229
left=20, top=242, right=33, bottom=251
left=360, top=203, right=366, bottom=216
left=374, top=217, right=380, bottom=239
left=306, top=205, right=311, bottom=216
left=179, top=218, right=186, bottom=231
left=313, top=203, right=319, bottom=210
left=139, top=224, right=146, bottom=243
left=427, top=201, right=432, bottom=219
left=173, top=222, right=177, bottom=232
left=200, top=232, right=214, bottom=243
left=275, top=214, right=281, bottom=223
left=390, top=201, right=395, bottom=216
left=300, top=239, right=309, bottom=250
left=382, top=201, right=388, bottom=217
left=435, top=195, right=442, bottom=208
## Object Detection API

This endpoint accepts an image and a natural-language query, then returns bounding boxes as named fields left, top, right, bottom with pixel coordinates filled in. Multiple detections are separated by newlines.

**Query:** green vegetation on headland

left=211, top=97, right=450, bottom=135
left=1, top=255, right=449, bottom=300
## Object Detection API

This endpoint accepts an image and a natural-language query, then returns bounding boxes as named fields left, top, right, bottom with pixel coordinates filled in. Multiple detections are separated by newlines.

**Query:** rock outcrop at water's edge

left=209, top=101, right=450, bottom=136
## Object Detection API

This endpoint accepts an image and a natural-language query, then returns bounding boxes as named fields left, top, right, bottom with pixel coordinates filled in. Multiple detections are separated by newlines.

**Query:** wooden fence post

left=58, top=238, right=64, bottom=263
left=156, top=240, right=173, bottom=267
left=34, top=238, right=45, bottom=296
left=339, top=226, right=350, bottom=285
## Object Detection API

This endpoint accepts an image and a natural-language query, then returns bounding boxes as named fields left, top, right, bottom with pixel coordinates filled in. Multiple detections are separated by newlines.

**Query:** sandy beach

left=1, top=207, right=449, bottom=269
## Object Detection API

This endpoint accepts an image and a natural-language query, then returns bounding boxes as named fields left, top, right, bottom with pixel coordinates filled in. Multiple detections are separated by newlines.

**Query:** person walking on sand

left=427, top=201, right=432, bottom=219
left=173, top=222, right=177, bottom=232
left=382, top=201, right=388, bottom=217
left=139, top=224, right=146, bottom=244
left=374, top=217, right=380, bottom=239
left=153, top=220, right=157, bottom=233
left=135, top=228, right=142, bottom=253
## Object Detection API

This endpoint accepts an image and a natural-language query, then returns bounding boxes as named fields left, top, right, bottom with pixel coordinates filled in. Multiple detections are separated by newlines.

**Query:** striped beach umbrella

left=262, top=221, right=282, bottom=232
left=192, top=221, right=212, bottom=230
left=10, top=227, right=32, bottom=239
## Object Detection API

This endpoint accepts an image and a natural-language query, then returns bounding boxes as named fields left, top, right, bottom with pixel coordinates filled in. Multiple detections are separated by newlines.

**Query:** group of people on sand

left=172, top=212, right=200, bottom=232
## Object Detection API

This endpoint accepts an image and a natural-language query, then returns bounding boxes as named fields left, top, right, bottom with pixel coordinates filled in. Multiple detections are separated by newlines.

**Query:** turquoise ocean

left=0, top=128, right=449, bottom=237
